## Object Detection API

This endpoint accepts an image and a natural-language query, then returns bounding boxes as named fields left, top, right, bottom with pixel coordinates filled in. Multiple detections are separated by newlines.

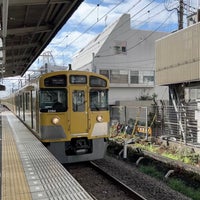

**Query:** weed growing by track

left=139, top=164, right=200, bottom=200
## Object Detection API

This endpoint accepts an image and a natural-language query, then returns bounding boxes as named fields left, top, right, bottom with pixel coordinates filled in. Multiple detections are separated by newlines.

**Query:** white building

left=72, top=14, right=169, bottom=105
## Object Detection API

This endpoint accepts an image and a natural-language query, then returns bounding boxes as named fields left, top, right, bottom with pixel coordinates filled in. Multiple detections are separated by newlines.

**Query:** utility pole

left=178, top=0, right=184, bottom=29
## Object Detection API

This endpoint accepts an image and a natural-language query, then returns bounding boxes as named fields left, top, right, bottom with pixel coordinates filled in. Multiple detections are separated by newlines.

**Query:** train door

left=69, top=87, right=88, bottom=135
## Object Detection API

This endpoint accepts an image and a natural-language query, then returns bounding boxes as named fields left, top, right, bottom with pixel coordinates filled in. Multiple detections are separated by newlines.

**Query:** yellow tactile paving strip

left=1, top=111, right=93, bottom=200
left=1, top=115, right=32, bottom=200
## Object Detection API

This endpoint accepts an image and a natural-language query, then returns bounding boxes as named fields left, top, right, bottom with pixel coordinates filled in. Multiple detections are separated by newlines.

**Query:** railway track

left=65, top=155, right=192, bottom=200
left=65, top=161, right=146, bottom=200
left=89, top=161, right=146, bottom=200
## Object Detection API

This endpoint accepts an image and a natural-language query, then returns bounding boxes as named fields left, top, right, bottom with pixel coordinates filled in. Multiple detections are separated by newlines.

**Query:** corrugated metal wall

left=156, top=22, right=200, bottom=85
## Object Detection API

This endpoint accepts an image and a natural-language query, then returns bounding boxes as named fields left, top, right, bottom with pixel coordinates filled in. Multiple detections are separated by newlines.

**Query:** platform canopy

left=0, top=0, right=83, bottom=78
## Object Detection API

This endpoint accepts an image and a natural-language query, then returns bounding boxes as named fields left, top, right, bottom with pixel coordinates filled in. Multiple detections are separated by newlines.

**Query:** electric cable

left=50, top=3, right=101, bottom=46
left=63, top=0, right=125, bottom=50
left=64, top=0, right=157, bottom=60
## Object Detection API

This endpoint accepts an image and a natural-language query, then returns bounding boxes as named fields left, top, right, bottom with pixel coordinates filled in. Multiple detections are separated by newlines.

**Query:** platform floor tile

left=1, top=111, right=93, bottom=200
left=1, top=115, right=32, bottom=200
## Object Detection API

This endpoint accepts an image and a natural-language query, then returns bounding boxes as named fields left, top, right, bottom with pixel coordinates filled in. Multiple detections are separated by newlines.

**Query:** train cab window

left=90, top=76, right=107, bottom=87
left=90, top=89, right=108, bottom=111
left=72, top=90, right=85, bottom=112
left=39, top=89, right=67, bottom=112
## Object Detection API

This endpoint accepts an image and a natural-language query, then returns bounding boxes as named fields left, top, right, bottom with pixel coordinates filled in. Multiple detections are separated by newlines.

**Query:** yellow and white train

left=2, top=70, right=110, bottom=163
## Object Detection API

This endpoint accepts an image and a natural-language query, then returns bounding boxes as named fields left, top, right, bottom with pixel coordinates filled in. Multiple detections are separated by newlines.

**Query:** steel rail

left=89, top=161, right=147, bottom=200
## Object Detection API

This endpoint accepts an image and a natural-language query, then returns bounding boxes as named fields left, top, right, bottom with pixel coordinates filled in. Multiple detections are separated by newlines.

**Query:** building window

left=121, top=46, right=126, bottom=53
left=110, top=70, right=120, bottom=83
left=110, top=69, right=128, bottom=83
left=113, top=46, right=121, bottom=54
left=100, top=70, right=109, bottom=79
left=130, top=71, right=139, bottom=84
left=99, top=69, right=154, bottom=86
left=113, top=41, right=127, bottom=54
left=141, top=71, right=154, bottom=85
left=143, top=76, right=154, bottom=83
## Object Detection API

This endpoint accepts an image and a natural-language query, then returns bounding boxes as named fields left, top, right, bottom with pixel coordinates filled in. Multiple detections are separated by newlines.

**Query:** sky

left=31, top=0, right=199, bottom=70
left=1, top=0, right=200, bottom=97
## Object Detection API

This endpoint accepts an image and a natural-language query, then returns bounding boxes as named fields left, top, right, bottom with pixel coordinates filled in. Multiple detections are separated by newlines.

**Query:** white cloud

left=2, top=0, right=199, bottom=97
left=42, top=30, right=97, bottom=66
left=46, top=0, right=179, bottom=65
left=22, top=0, right=200, bottom=72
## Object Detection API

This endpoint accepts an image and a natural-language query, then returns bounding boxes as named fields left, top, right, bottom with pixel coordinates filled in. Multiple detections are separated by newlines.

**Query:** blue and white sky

left=33, top=0, right=199, bottom=70
left=39, top=0, right=179, bottom=69
left=1, top=0, right=200, bottom=97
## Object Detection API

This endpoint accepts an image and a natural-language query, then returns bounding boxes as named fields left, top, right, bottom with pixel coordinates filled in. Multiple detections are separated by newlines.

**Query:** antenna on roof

left=105, top=15, right=107, bottom=27
left=97, top=3, right=99, bottom=21
left=68, top=64, right=72, bottom=70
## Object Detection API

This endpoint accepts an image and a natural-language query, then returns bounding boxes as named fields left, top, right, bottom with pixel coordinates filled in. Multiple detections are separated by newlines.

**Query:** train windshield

left=90, top=89, right=108, bottom=111
left=39, top=88, right=67, bottom=112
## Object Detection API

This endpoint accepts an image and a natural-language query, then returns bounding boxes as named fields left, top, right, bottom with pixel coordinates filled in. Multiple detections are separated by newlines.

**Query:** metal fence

left=110, top=101, right=200, bottom=145
left=157, top=101, right=198, bottom=145
left=110, top=105, right=155, bottom=138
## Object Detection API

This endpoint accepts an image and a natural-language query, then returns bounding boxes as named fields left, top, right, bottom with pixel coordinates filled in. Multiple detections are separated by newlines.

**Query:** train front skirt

left=45, top=138, right=108, bottom=163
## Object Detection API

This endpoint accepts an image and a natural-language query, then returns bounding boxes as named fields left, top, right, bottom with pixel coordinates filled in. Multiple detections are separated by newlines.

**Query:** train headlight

left=52, top=116, right=60, bottom=125
left=96, top=115, right=103, bottom=122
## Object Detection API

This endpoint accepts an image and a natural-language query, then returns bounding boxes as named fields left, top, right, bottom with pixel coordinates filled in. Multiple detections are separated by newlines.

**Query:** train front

left=38, top=71, right=110, bottom=163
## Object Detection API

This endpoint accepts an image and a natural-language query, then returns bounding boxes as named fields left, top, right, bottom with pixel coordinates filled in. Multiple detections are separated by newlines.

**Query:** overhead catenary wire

left=93, top=10, right=176, bottom=58
left=101, top=1, right=165, bottom=45
left=50, top=3, right=101, bottom=46
left=49, top=0, right=196, bottom=65
left=127, top=10, right=176, bottom=51
left=62, top=0, right=126, bottom=51
left=99, top=58, right=155, bottom=65
left=100, top=7, right=171, bottom=55
left=164, top=0, right=197, bottom=13
left=133, top=1, right=163, bottom=24
left=87, top=16, right=171, bottom=65
left=31, top=0, right=199, bottom=69
left=54, top=0, right=160, bottom=63
left=65, top=0, right=158, bottom=60
left=63, top=0, right=142, bottom=51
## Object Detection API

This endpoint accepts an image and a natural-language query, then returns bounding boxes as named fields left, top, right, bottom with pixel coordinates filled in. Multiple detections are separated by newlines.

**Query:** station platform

left=0, top=110, right=93, bottom=200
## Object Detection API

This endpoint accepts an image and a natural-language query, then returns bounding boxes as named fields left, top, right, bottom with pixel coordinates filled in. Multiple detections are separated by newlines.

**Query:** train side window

left=20, top=95, right=23, bottom=108
left=72, top=90, right=85, bottom=112
left=25, top=92, right=30, bottom=110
